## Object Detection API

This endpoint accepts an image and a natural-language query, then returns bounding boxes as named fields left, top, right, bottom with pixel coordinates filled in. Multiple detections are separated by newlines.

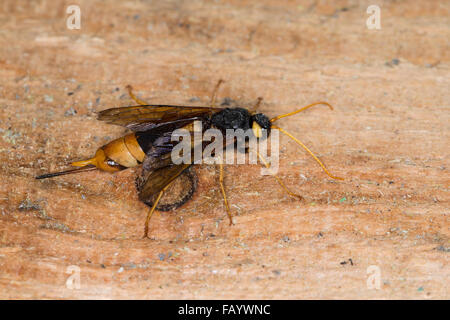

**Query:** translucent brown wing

left=97, top=104, right=221, bottom=131
left=137, top=163, right=192, bottom=204
left=136, top=166, right=197, bottom=211
left=136, top=121, right=208, bottom=209
left=134, top=118, right=203, bottom=161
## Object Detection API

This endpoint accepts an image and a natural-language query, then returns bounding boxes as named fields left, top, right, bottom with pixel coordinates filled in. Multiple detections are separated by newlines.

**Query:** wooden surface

left=0, top=0, right=448, bottom=299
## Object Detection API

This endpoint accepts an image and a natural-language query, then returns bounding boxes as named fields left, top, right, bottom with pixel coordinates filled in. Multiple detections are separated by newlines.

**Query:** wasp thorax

left=211, top=108, right=251, bottom=131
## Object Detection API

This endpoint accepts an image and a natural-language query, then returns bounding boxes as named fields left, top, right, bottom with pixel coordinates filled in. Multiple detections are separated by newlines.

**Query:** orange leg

left=210, top=79, right=224, bottom=107
left=126, top=85, right=149, bottom=106
left=143, top=183, right=172, bottom=238
left=256, top=151, right=303, bottom=200
left=219, top=162, right=234, bottom=225
left=249, top=97, right=263, bottom=114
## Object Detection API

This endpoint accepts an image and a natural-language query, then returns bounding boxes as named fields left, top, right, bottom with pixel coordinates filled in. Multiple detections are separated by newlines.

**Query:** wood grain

left=0, top=0, right=448, bottom=299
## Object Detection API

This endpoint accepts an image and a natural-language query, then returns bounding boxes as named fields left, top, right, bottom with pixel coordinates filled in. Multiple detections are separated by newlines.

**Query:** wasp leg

left=126, top=85, right=149, bottom=106
left=210, top=79, right=224, bottom=107
left=143, top=183, right=172, bottom=239
left=249, top=97, right=263, bottom=114
left=219, top=162, right=234, bottom=225
left=256, top=151, right=303, bottom=200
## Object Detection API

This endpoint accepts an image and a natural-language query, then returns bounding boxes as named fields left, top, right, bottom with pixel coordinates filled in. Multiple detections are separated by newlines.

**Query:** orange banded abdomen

left=71, top=133, right=147, bottom=172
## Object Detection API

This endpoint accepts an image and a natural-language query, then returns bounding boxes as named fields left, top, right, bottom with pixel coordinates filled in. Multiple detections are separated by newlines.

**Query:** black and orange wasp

left=36, top=80, right=343, bottom=238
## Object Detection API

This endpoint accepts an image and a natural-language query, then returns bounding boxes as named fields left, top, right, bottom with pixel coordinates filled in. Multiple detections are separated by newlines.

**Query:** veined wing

left=137, top=163, right=192, bottom=203
left=138, top=120, right=209, bottom=171
left=97, top=104, right=220, bottom=131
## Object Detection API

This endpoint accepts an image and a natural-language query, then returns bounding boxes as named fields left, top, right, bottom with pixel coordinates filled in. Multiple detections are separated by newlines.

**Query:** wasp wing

left=136, top=119, right=209, bottom=169
left=137, top=163, right=192, bottom=204
left=136, top=120, right=209, bottom=208
left=137, top=166, right=198, bottom=211
left=97, top=104, right=220, bottom=132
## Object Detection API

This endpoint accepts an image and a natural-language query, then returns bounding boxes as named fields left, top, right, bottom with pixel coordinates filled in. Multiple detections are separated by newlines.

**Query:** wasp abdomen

left=101, top=133, right=145, bottom=169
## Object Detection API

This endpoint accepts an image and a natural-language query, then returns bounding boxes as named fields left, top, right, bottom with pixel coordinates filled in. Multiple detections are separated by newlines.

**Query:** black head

left=211, top=108, right=272, bottom=139
left=251, top=113, right=271, bottom=138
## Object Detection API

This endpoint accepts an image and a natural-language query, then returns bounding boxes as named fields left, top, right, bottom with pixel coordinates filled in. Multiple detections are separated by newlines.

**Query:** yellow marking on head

left=252, top=121, right=263, bottom=138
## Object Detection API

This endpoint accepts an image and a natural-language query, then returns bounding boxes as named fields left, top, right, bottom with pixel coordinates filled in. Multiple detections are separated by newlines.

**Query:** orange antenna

left=270, top=102, right=333, bottom=123
left=271, top=124, right=344, bottom=180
